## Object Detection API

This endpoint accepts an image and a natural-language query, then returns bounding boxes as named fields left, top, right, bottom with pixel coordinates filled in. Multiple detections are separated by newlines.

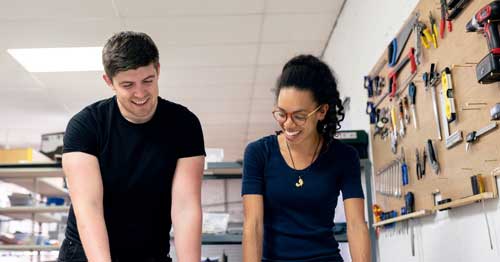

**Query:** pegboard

left=367, top=0, right=500, bottom=214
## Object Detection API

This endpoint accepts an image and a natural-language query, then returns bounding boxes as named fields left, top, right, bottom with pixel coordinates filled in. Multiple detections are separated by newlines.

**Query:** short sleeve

left=241, top=140, right=266, bottom=195
left=340, top=145, right=364, bottom=200
left=176, top=109, right=206, bottom=158
left=63, top=109, right=99, bottom=156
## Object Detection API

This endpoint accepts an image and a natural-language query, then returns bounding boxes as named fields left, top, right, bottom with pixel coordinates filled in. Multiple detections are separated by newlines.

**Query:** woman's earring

left=322, top=123, right=328, bottom=133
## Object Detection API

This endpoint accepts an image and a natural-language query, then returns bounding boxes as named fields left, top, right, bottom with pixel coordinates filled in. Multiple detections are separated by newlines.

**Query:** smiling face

left=103, top=63, right=160, bottom=124
left=275, top=87, right=327, bottom=145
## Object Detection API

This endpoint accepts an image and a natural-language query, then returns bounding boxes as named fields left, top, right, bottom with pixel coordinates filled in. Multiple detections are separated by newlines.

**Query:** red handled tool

left=388, top=48, right=417, bottom=98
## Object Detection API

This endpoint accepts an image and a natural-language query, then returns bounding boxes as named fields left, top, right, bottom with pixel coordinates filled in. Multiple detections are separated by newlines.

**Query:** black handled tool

left=426, top=139, right=440, bottom=174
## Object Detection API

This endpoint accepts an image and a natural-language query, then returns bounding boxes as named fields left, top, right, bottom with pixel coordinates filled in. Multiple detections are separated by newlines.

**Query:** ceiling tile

left=1, top=88, right=67, bottom=115
left=196, top=113, right=249, bottom=125
left=180, top=100, right=251, bottom=115
left=161, top=45, right=258, bottom=67
left=115, top=0, right=265, bottom=16
left=123, top=15, right=262, bottom=45
left=266, top=0, right=343, bottom=14
left=160, top=85, right=252, bottom=101
left=0, top=19, right=122, bottom=49
left=0, top=1, right=116, bottom=20
left=160, top=66, right=255, bottom=87
left=250, top=98, right=276, bottom=114
left=255, top=65, right=281, bottom=84
left=252, top=84, right=276, bottom=99
left=33, top=71, right=108, bottom=90
left=262, top=14, right=335, bottom=42
left=258, top=42, right=324, bottom=65
left=0, top=52, right=43, bottom=90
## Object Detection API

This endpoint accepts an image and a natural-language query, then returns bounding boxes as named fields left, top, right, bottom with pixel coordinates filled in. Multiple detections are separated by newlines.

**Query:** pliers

left=429, top=11, right=438, bottom=48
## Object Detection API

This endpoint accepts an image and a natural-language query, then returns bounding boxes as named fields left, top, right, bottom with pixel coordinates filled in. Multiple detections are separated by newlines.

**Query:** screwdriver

left=399, top=100, right=406, bottom=137
left=403, top=96, right=411, bottom=125
left=408, top=82, right=418, bottom=129
left=401, top=147, right=409, bottom=186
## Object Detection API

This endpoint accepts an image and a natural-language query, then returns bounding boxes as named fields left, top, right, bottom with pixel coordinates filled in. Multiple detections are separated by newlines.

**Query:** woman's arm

left=344, top=198, right=371, bottom=262
left=243, top=194, right=264, bottom=262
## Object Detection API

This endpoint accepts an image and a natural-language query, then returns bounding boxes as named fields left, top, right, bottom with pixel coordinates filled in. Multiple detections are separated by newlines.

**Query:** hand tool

left=390, top=105, right=398, bottom=153
left=388, top=13, right=418, bottom=67
left=414, top=17, right=423, bottom=65
left=428, top=64, right=442, bottom=140
left=416, top=22, right=432, bottom=49
left=416, top=148, right=422, bottom=180
left=364, top=76, right=374, bottom=97
left=437, top=198, right=452, bottom=211
left=366, top=102, right=376, bottom=124
left=426, top=139, right=440, bottom=174
left=465, top=122, right=498, bottom=151
left=441, top=67, right=457, bottom=123
left=422, top=147, right=427, bottom=177
left=377, top=70, right=415, bottom=108
left=440, top=67, right=463, bottom=149
left=399, top=100, right=406, bottom=137
left=466, top=1, right=500, bottom=84
left=440, top=0, right=453, bottom=38
left=405, top=192, right=415, bottom=213
left=429, top=11, right=439, bottom=48
left=491, top=103, right=500, bottom=120
left=408, top=82, right=419, bottom=129
left=389, top=48, right=417, bottom=98
left=394, top=72, right=417, bottom=98
left=471, top=174, right=485, bottom=195
left=447, top=0, right=472, bottom=20
left=397, top=161, right=402, bottom=197
left=374, top=76, right=384, bottom=96
left=403, top=96, right=411, bottom=125
left=401, top=147, right=409, bottom=186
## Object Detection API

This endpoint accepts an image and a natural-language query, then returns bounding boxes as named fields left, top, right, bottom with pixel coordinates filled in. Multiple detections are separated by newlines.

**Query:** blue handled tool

left=388, top=13, right=418, bottom=67
left=401, top=147, right=409, bottom=186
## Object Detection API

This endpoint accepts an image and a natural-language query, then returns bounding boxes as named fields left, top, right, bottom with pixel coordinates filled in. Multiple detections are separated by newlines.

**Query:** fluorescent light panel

left=7, top=47, right=103, bottom=72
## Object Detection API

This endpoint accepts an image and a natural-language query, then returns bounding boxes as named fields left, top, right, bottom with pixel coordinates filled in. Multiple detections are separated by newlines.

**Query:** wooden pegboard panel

left=368, top=0, right=500, bottom=213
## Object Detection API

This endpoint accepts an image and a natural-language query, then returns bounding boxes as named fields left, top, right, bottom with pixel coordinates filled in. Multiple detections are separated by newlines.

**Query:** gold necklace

left=285, top=136, right=321, bottom=188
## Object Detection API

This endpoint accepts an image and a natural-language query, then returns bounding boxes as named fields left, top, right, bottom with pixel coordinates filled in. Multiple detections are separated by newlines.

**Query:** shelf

left=0, top=245, right=59, bottom=251
left=0, top=163, right=241, bottom=180
left=0, top=166, right=63, bottom=179
left=2, top=177, right=67, bottom=197
left=0, top=206, right=69, bottom=223
left=0, top=206, right=69, bottom=213
left=433, top=192, right=496, bottom=211
left=203, top=167, right=242, bottom=179
left=373, top=209, right=434, bottom=227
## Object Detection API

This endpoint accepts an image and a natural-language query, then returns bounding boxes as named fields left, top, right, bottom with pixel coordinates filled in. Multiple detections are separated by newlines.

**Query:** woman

left=242, top=55, right=370, bottom=262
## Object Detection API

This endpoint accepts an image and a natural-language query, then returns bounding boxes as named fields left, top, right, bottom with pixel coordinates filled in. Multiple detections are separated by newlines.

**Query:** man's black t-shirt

left=62, top=96, right=205, bottom=259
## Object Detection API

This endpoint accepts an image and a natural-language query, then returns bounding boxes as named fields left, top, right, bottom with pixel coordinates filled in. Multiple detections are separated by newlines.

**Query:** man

left=58, top=31, right=205, bottom=262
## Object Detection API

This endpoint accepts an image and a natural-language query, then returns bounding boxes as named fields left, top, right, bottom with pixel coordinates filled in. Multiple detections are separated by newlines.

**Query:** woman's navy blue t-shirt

left=242, top=135, right=364, bottom=262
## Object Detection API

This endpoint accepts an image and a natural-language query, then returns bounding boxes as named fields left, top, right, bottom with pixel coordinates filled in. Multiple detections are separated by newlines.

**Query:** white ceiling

left=0, top=0, right=344, bottom=161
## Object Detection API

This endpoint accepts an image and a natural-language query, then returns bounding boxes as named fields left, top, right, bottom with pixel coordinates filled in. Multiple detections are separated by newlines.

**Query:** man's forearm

left=347, top=223, right=371, bottom=262
left=172, top=204, right=202, bottom=262
left=74, top=202, right=111, bottom=262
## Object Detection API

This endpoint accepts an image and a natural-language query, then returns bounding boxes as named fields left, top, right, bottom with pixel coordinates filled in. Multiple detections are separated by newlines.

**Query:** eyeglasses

left=272, top=105, right=322, bottom=126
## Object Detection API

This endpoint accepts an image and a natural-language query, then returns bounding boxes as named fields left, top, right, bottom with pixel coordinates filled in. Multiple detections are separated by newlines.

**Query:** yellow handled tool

left=440, top=67, right=457, bottom=123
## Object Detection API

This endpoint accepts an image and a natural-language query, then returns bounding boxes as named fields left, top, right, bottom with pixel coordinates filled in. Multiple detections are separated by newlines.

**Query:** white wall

left=322, top=0, right=500, bottom=261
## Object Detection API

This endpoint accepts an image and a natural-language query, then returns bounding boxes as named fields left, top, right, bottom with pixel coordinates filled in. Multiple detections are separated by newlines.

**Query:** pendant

left=295, top=176, right=304, bottom=188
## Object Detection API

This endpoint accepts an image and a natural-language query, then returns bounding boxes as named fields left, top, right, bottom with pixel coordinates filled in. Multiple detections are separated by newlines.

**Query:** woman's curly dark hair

left=275, top=54, right=345, bottom=144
